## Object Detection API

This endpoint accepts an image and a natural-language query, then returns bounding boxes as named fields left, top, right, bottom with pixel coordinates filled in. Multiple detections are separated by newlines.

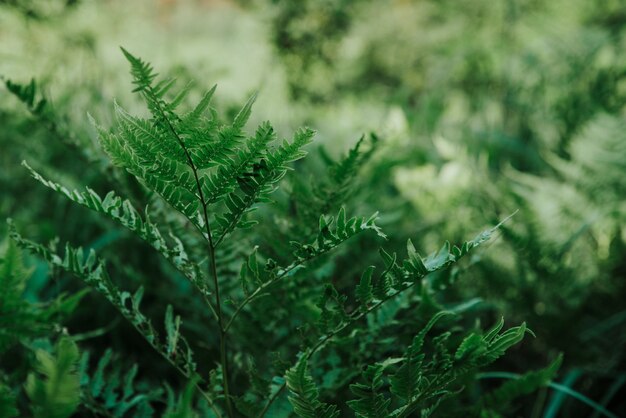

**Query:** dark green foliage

left=0, top=239, right=47, bottom=353
left=0, top=384, right=18, bottom=418
left=78, top=349, right=162, bottom=417
left=0, top=238, right=85, bottom=354
left=347, top=363, right=390, bottom=418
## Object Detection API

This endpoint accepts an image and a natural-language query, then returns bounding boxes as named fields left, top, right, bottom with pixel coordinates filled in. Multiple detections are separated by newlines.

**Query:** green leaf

left=347, top=363, right=391, bottom=418
left=26, top=338, right=81, bottom=418
left=390, top=311, right=452, bottom=402
left=356, top=266, right=376, bottom=310
left=286, top=356, right=339, bottom=418
left=481, top=354, right=563, bottom=410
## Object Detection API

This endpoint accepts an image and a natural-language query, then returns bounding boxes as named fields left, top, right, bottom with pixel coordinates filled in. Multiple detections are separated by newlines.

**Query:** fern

left=8, top=224, right=198, bottom=380
left=78, top=349, right=163, bottom=417
left=285, top=356, right=339, bottom=418
left=4, top=78, right=48, bottom=115
left=163, top=378, right=200, bottom=418
left=25, top=337, right=81, bottom=418
left=479, top=354, right=563, bottom=414
left=0, top=239, right=45, bottom=353
left=389, top=311, right=452, bottom=402
left=0, top=238, right=85, bottom=354
left=347, top=363, right=391, bottom=418
left=10, top=50, right=531, bottom=418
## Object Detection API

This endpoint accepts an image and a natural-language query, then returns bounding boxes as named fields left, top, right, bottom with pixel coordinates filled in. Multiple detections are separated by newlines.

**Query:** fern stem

left=143, top=85, right=235, bottom=418
left=174, top=128, right=235, bottom=418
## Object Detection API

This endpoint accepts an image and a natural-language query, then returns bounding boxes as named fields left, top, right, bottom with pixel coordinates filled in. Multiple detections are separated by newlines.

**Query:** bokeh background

left=1, top=0, right=625, bottom=416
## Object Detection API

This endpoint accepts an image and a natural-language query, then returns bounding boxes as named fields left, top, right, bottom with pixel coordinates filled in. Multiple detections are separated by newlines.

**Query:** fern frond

left=79, top=349, right=163, bottom=417
left=0, top=238, right=79, bottom=353
left=25, top=337, right=81, bottom=418
left=258, top=221, right=511, bottom=415
left=163, top=377, right=200, bottom=418
left=212, top=126, right=315, bottom=244
left=0, top=239, right=36, bottom=352
left=20, top=162, right=211, bottom=303
left=479, top=354, right=563, bottom=412
left=389, top=311, right=452, bottom=402
left=99, top=109, right=199, bottom=209
left=120, top=47, right=158, bottom=95
left=8, top=225, right=197, bottom=377
left=355, top=266, right=376, bottom=311
left=4, top=78, right=48, bottom=114
left=291, top=134, right=379, bottom=227
left=114, top=102, right=188, bottom=165
left=316, top=284, right=349, bottom=334
left=186, top=93, right=257, bottom=171
left=347, top=363, right=391, bottom=418
left=181, top=85, right=217, bottom=130
left=227, top=208, right=385, bottom=332
left=286, top=356, right=340, bottom=418
left=291, top=208, right=386, bottom=261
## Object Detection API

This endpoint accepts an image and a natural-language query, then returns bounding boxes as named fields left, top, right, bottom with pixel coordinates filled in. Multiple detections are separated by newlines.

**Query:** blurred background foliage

left=1, top=0, right=625, bottom=416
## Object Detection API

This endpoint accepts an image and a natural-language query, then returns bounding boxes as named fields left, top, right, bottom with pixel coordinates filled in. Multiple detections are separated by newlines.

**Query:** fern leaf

left=316, top=284, right=349, bottom=334
left=477, top=323, right=528, bottom=367
left=290, top=134, right=379, bottom=226
left=26, top=337, right=81, bottom=418
left=390, top=311, right=451, bottom=402
left=163, top=377, right=200, bottom=418
left=355, top=266, right=376, bottom=311
left=9, top=225, right=196, bottom=376
left=347, top=364, right=391, bottom=418
left=286, top=356, right=339, bottom=418
left=197, top=121, right=275, bottom=212
left=454, top=321, right=529, bottom=372
left=166, top=81, right=193, bottom=112
left=120, top=47, right=158, bottom=94
left=480, top=354, right=563, bottom=410
left=92, top=116, right=201, bottom=222
left=181, top=85, right=217, bottom=129
left=291, top=208, right=385, bottom=262
left=373, top=248, right=401, bottom=299
left=114, top=102, right=188, bottom=165
left=21, top=162, right=207, bottom=295
left=80, top=350, right=162, bottom=417
left=211, top=126, right=315, bottom=243
left=164, top=304, right=194, bottom=372
left=0, top=239, right=44, bottom=352
left=233, top=92, right=257, bottom=130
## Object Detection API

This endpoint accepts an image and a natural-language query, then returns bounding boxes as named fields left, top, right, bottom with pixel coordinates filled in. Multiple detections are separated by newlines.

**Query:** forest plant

left=8, top=49, right=536, bottom=417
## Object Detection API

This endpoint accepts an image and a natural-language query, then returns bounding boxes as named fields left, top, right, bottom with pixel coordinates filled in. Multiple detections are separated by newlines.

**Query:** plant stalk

left=153, top=95, right=235, bottom=417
